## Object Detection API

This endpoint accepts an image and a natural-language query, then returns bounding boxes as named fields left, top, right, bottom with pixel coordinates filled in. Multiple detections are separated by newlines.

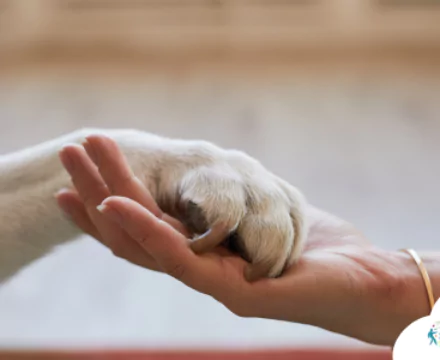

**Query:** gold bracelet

left=401, top=248, right=435, bottom=311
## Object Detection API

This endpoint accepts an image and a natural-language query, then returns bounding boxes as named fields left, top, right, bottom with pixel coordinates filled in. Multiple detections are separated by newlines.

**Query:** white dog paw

left=154, top=142, right=308, bottom=280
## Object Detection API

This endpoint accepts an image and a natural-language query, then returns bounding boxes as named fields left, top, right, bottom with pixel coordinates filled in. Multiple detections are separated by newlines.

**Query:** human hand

left=57, top=135, right=429, bottom=346
left=58, top=128, right=308, bottom=279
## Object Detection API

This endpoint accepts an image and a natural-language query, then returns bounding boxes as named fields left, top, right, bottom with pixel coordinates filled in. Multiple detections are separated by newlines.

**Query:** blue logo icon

left=428, top=322, right=440, bottom=346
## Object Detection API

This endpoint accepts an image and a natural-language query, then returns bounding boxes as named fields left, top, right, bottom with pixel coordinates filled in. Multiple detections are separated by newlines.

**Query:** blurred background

left=0, top=0, right=439, bottom=358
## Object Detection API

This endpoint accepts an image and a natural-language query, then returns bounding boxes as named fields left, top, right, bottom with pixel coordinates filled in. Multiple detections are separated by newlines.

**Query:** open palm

left=57, top=135, right=419, bottom=347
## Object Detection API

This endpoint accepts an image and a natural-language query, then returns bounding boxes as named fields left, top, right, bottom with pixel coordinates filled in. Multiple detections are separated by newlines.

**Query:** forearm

left=0, top=127, right=190, bottom=282
left=0, top=130, right=89, bottom=282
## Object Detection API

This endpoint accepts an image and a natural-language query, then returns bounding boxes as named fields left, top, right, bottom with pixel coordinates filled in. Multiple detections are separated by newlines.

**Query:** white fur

left=0, top=128, right=308, bottom=283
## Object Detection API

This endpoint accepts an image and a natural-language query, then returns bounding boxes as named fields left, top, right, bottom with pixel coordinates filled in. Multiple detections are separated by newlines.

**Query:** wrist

left=396, top=250, right=440, bottom=317
left=416, top=252, right=440, bottom=302
left=380, top=250, right=436, bottom=344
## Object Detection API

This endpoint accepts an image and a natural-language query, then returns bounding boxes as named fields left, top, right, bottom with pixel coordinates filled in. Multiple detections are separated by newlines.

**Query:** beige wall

left=1, top=0, right=440, bottom=57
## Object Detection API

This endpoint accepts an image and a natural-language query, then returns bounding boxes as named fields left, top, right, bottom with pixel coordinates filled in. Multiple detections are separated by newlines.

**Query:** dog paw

left=152, top=141, right=308, bottom=280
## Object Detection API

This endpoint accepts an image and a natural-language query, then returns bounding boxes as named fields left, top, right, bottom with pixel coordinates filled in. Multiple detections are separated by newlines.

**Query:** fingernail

left=97, top=204, right=122, bottom=225
left=55, top=188, right=70, bottom=197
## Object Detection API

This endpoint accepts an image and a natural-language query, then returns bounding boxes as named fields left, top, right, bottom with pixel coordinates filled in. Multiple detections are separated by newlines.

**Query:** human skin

left=57, top=135, right=437, bottom=346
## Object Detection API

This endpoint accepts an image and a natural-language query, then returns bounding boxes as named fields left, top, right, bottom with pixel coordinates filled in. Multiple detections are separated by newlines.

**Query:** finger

left=97, top=196, right=202, bottom=282
left=162, top=214, right=192, bottom=238
left=84, top=135, right=162, bottom=217
left=59, top=144, right=115, bottom=247
left=55, top=191, right=184, bottom=273
left=59, top=144, right=110, bottom=211
left=56, top=188, right=103, bottom=241
left=99, top=196, right=254, bottom=308
left=56, top=188, right=160, bottom=271
left=59, top=146, right=159, bottom=269
left=84, top=135, right=191, bottom=237
left=58, top=188, right=190, bottom=240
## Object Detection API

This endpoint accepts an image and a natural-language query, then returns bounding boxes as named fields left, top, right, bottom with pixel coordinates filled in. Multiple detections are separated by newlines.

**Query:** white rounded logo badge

left=393, top=299, right=440, bottom=360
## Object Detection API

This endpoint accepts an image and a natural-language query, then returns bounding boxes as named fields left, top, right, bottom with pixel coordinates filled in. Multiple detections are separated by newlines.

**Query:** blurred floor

left=0, top=349, right=392, bottom=360
left=0, top=65, right=438, bottom=350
